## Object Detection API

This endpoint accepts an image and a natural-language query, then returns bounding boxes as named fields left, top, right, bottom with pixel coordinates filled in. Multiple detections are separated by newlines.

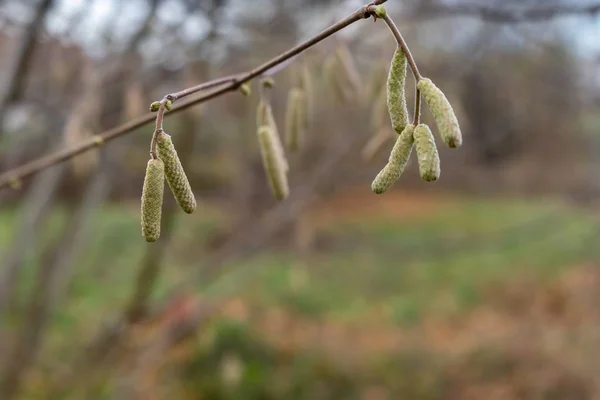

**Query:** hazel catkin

left=413, top=124, right=440, bottom=182
left=335, top=45, right=362, bottom=97
left=387, top=47, right=409, bottom=134
left=156, top=131, right=197, bottom=214
left=141, top=158, right=164, bottom=242
left=285, top=88, right=306, bottom=152
left=417, top=78, right=462, bottom=148
left=300, top=64, right=314, bottom=121
left=257, top=100, right=289, bottom=172
left=257, top=125, right=290, bottom=200
left=323, top=55, right=350, bottom=104
left=371, top=125, right=415, bottom=194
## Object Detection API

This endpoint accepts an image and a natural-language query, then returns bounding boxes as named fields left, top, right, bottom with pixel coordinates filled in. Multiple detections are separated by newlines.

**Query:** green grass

left=0, top=196, right=597, bottom=343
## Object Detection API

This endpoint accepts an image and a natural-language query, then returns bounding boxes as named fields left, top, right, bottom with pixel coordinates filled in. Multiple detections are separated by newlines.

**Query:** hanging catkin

left=257, top=100, right=289, bottom=172
left=335, top=45, right=362, bottom=97
left=323, top=55, right=350, bottom=104
left=257, top=125, right=290, bottom=200
left=417, top=78, right=462, bottom=148
left=387, top=47, right=409, bottom=134
left=371, top=125, right=415, bottom=194
left=156, top=132, right=197, bottom=214
left=141, top=158, right=164, bottom=242
left=413, top=124, right=440, bottom=182
left=300, top=64, right=314, bottom=121
left=285, top=88, right=306, bottom=152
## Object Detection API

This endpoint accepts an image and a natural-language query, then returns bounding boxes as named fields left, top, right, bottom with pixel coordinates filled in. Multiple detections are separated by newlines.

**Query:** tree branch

left=0, top=0, right=388, bottom=191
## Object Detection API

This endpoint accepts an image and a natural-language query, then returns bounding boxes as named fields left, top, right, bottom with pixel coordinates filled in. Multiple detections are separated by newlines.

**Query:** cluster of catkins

left=139, top=5, right=462, bottom=241
left=254, top=73, right=311, bottom=201
left=141, top=131, right=196, bottom=242
left=371, top=47, right=462, bottom=194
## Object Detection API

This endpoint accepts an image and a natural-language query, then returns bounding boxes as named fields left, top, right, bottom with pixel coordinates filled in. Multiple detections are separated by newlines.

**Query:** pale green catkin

left=285, top=88, right=306, bottom=152
left=323, top=55, right=350, bottom=103
left=413, top=124, right=441, bottom=182
left=417, top=78, right=462, bottom=148
left=141, top=158, right=164, bottom=242
left=335, top=45, right=362, bottom=96
left=257, top=125, right=290, bottom=200
left=387, top=47, right=410, bottom=134
left=300, top=64, right=314, bottom=121
left=257, top=101, right=289, bottom=172
left=371, top=125, right=415, bottom=194
left=156, top=132, right=197, bottom=214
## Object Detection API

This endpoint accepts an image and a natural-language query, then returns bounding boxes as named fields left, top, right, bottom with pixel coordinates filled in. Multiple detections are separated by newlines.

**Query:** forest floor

left=2, top=189, right=600, bottom=398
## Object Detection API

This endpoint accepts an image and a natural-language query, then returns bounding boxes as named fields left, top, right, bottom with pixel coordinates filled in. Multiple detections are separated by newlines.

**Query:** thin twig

left=381, top=14, right=422, bottom=82
left=165, top=75, right=238, bottom=101
left=413, top=87, right=421, bottom=125
left=150, top=100, right=168, bottom=159
left=0, top=0, right=388, bottom=190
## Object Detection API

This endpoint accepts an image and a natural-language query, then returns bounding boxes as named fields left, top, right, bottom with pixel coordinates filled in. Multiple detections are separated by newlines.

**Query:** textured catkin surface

left=156, top=132, right=197, bottom=214
left=414, top=124, right=441, bottom=182
left=417, top=78, right=462, bottom=148
left=141, top=158, right=164, bottom=242
left=257, top=101, right=289, bottom=172
left=371, top=125, right=415, bottom=194
left=285, top=88, right=306, bottom=152
left=257, top=126, right=289, bottom=200
left=387, top=47, right=409, bottom=134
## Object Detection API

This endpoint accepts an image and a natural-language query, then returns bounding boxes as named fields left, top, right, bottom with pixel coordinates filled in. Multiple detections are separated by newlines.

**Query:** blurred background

left=0, top=0, right=599, bottom=398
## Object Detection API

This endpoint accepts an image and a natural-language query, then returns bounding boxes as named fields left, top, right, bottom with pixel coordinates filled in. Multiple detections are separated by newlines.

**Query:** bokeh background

left=0, top=0, right=600, bottom=399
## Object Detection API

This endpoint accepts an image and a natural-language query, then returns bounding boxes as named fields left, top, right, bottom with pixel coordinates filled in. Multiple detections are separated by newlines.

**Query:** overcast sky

left=1, top=0, right=599, bottom=60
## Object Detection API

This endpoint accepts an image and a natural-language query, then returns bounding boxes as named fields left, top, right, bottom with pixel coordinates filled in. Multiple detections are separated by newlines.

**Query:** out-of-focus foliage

left=0, top=0, right=599, bottom=398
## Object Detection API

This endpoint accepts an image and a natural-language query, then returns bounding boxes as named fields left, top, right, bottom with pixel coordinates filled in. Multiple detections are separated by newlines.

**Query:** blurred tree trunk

left=0, top=164, right=66, bottom=319
left=0, top=0, right=56, bottom=140
left=0, top=160, right=110, bottom=400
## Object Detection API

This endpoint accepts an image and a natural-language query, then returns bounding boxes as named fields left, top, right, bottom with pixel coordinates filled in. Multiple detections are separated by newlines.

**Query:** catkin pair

left=257, top=96, right=289, bottom=200
left=417, top=78, right=462, bottom=148
left=257, top=100, right=289, bottom=172
left=371, top=125, right=415, bottom=194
